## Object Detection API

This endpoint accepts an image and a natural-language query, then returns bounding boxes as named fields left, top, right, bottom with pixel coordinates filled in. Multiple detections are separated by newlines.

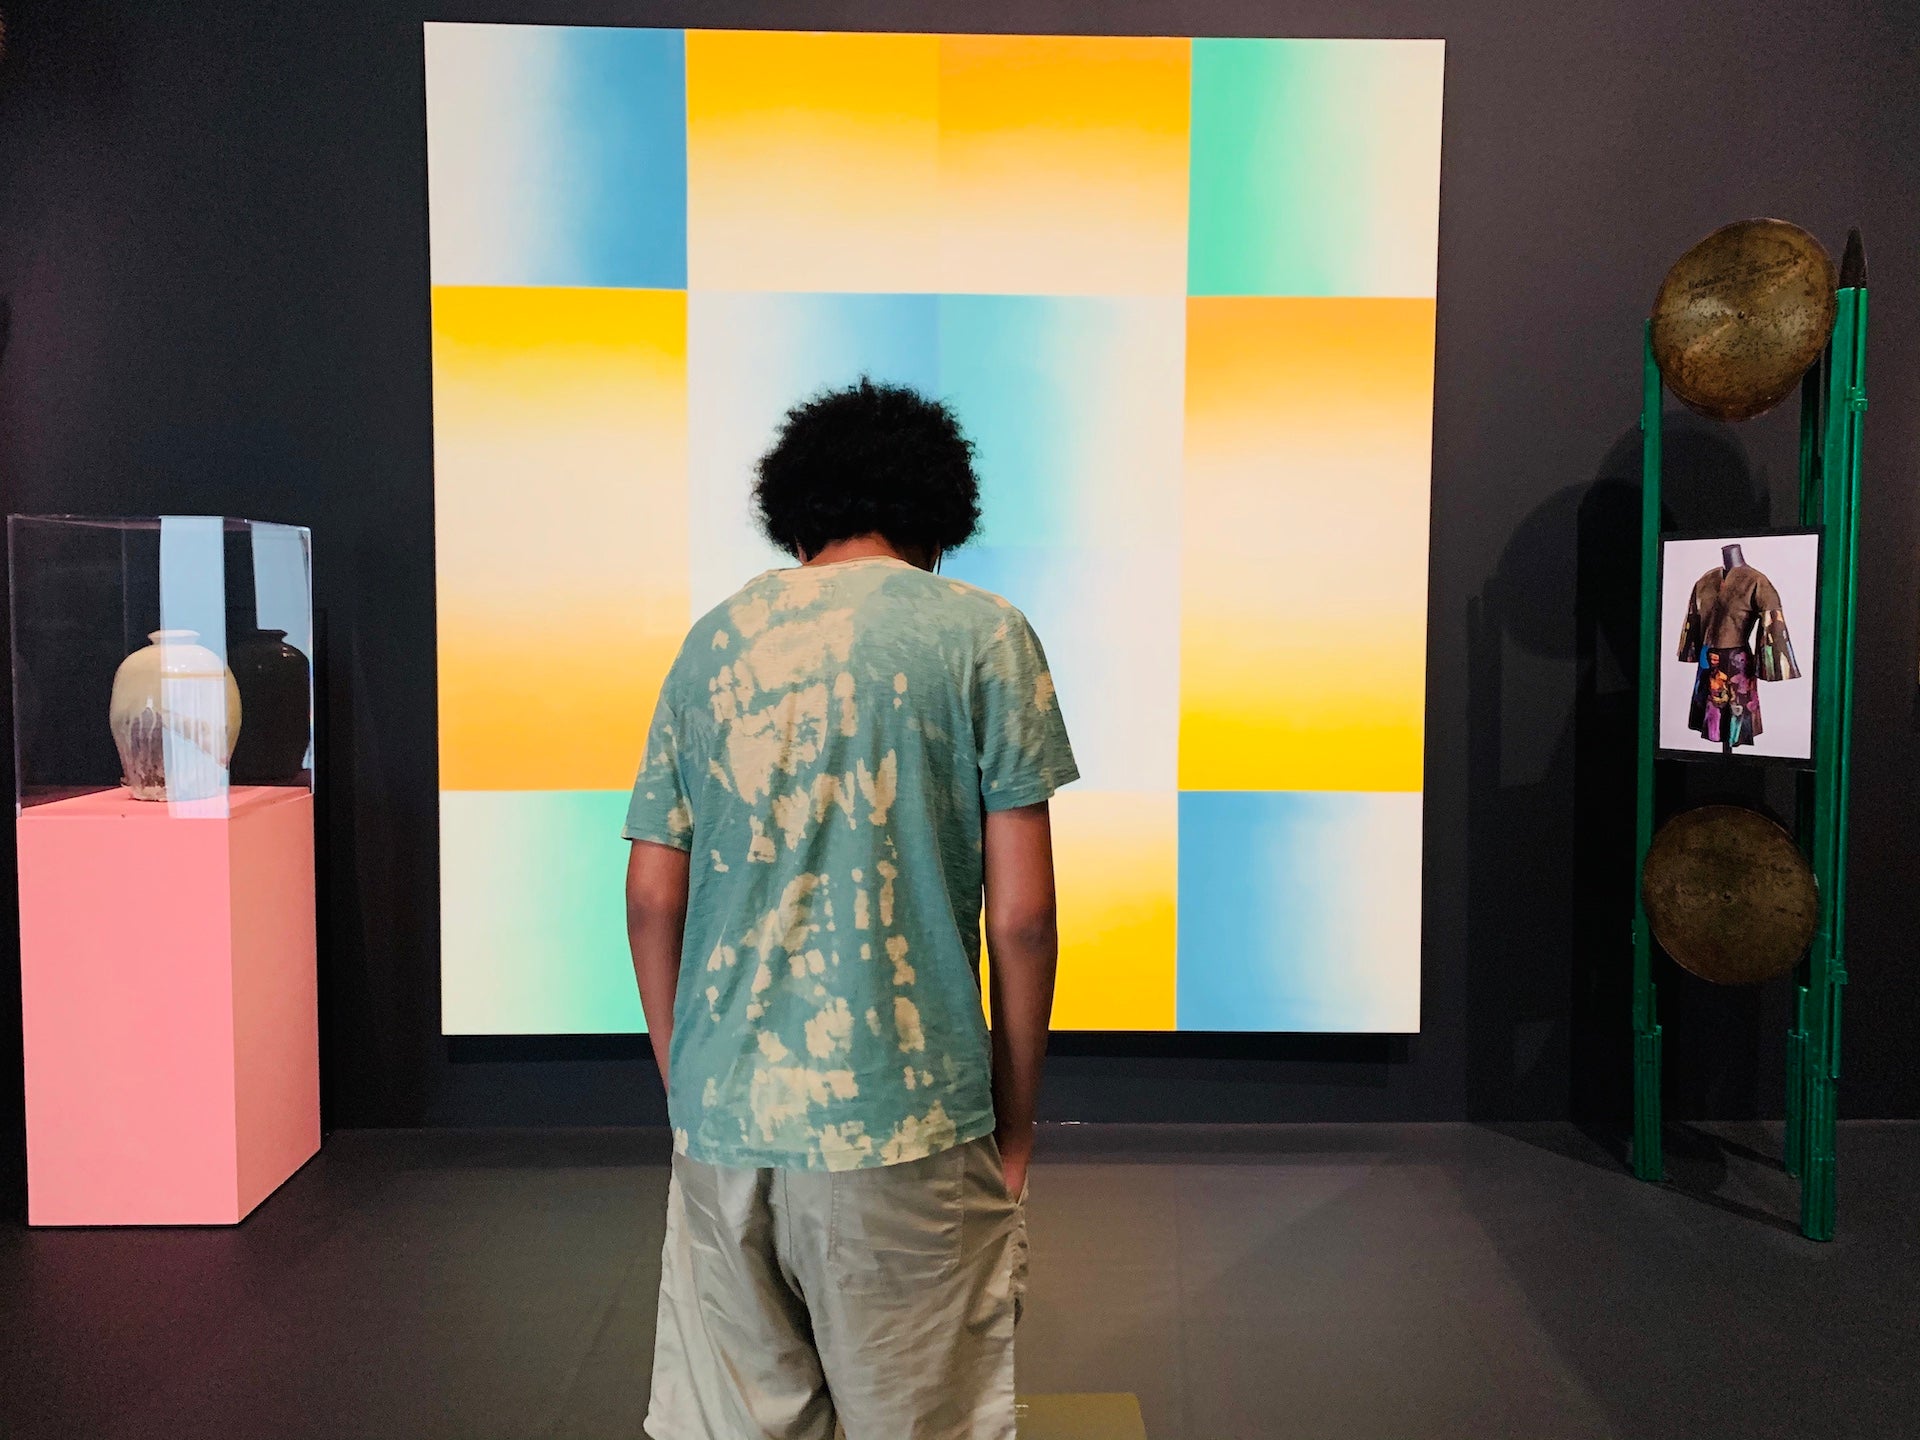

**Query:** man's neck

left=802, top=535, right=931, bottom=569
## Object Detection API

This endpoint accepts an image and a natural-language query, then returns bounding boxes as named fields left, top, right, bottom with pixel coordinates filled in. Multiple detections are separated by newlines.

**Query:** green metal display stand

left=1630, top=275, right=1868, bottom=1242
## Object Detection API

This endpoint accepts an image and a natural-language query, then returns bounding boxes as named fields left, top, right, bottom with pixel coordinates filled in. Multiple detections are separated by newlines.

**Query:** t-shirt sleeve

left=623, top=688, right=696, bottom=850
left=974, top=608, right=1079, bottom=812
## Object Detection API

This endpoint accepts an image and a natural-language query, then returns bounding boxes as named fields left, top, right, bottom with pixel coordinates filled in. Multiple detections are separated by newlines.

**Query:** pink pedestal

left=17, top=786, right=320, bottom=1226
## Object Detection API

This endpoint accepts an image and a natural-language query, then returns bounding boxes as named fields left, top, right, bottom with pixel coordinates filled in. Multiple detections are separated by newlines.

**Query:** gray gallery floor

left=2, top=1121, right=1915, bottom=1440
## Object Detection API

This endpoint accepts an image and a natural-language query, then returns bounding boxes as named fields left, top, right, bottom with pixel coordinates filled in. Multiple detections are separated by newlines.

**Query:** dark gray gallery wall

left=0, top=1, right=1916, bottom=1199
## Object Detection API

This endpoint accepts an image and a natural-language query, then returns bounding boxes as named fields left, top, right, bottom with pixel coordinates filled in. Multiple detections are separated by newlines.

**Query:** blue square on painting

left=426, top=24, right=687, bottom=289
left=687, top=292, right=941, bottom=614
left=936, top=296, right=1184, bottom=551
left=1177, top=791, right=1422, bottom=1032
left=942, top=545, right=1177, bottom=793
left=936, top=295, right=1184, bottom=791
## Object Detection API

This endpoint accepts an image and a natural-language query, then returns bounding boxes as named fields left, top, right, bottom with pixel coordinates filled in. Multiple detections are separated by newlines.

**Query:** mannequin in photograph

left=1675, top=542, right=1802, bottom=751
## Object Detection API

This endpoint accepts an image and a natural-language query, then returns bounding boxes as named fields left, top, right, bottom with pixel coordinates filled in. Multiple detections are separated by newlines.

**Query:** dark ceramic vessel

left=227, top=628, right=311, bottom=784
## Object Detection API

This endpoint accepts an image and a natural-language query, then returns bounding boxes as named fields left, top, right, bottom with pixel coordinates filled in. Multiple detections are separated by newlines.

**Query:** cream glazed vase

left=109, top=629, right=243, bottom=801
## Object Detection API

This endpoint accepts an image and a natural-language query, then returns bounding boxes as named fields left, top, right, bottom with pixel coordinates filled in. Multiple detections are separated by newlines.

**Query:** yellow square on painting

left=432, top=286, right=689, bottom=791
left=985, top=791, right=1177, bottom=1031
left=937, top=36, right=1191, bottom=295
left=685, top=30, right=938, bottom=293
left=1180, top=296, right=1435, bottom=793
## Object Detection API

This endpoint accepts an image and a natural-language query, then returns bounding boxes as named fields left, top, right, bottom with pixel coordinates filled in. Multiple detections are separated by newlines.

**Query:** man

left=624, top=378, right=1077, bottom=1440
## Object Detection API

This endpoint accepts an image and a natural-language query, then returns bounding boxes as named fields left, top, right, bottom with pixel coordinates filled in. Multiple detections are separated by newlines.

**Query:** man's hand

left=984, top=801, right=1058, bottom=1208
left=627, top=840, right=691, bottom=1089
left=997, top=1121, right=1034, bottom=1203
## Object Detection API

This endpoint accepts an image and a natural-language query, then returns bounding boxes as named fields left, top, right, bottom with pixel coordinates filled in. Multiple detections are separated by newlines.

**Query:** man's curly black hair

left=753, top=378, right=981, bottom=561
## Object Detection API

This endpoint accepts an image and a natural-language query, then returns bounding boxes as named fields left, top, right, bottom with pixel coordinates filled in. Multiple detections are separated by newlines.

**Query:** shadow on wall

left=1641, top=415, right=1802, bottom=1125
left=1465, top=411, right=1795, bottom=1133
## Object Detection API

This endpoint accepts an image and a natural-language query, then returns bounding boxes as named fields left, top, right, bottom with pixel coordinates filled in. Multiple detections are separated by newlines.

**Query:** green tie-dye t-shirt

left=624, top=557, right=1078, bottom=1172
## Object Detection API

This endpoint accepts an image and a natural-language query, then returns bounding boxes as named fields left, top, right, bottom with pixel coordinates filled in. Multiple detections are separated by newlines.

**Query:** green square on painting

left=440, top=791, right=642, bottom=1034
left=1187, top=39, right=1445, bottom=298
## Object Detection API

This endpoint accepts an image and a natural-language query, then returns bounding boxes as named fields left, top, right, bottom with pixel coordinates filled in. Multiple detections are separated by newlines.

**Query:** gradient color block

left=18, top=788, right=319, bottom=1224
left=688, top=293, right=1185, bottom=789
left=686, top=30, right=938, bottom=293
left=433, top=286, right=688, bottom=791
left=1177, top=791, right=1421, bottom=1031
left=1189, top=39, right=1445, bottom=298
left=1048, top=791, right=1179, bottom=1029
left=940, top=294, right=1184, bottom=792
left=1181, top=297, right=1434, bottom=792
left=425, top=24, right=686, bottom=289
left=939, top=296, right=1185, bottom=551
left=440, top=791, right=642, bottom=1034
left=945, top=547, right=1178, bottom=795
left=687, top=292, right=939, bottom=616
left=937, top=36, right=1190, bottom=295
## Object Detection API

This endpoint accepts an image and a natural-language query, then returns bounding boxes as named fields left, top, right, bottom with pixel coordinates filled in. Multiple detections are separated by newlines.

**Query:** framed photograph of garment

left=1657, top=529, right=1821, bottom=765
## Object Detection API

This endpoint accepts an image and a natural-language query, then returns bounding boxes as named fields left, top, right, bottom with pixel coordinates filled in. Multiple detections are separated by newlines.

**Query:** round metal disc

left=1642, top=805, right=1818, bottom=985
left=1651, top=218, right=1837, bottom=422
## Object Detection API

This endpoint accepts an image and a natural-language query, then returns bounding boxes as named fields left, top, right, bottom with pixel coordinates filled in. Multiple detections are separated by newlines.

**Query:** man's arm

left=983, top=801, right=1060, bottom=1202
left=627, top=840, right=692, bottom=1089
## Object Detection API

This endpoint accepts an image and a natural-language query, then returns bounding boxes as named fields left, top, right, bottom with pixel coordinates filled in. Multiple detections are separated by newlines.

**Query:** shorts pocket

left=827, top=1144, right=966, bottom=1293
left=1013, top=1194, right=1032, bottom=1315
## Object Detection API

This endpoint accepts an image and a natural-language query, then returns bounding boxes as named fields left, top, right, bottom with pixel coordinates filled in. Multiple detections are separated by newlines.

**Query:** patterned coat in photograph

left=1675, top=563, right=1801, bottom=747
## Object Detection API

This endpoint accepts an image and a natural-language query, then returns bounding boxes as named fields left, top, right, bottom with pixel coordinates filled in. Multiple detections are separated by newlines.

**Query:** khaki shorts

left=645, top=1135, right=1029, bottom=1440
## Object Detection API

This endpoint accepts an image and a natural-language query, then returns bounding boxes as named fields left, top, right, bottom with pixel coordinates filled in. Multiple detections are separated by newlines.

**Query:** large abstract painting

left=427, top=25, right=1444, bottom=1034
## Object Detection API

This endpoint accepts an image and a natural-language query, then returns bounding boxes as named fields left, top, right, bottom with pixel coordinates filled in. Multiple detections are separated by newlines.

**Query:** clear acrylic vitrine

left=9, top=516, right=314, bottom=817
